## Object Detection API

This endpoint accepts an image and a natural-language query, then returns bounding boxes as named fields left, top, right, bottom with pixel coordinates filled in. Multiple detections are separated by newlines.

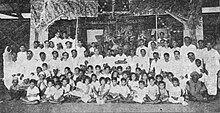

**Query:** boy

left=107, top=78, right=120, bottom=102
left=21, top=79, right=40, bottom=104
left=119, top=78, right=132, bottom=103
left=9, top=78, right=25, bottom=100
left=49, top=82, right=65, bottom=103
left=133, top=81, right=148, bottom=103
left=41, top=80, right=56, bottom=102
left=145, top=77, right=159, bottom=102
left=168, top=77, right=188, bottom=105
left=158, top=81, right=169, bottom=103
left=185, top=71, right=208, bottom=102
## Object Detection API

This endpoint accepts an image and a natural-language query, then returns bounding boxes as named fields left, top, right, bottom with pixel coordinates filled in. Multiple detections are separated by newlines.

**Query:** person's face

left=63, top=53, right=68, bottom=59
left=121, top=80, right=126, bottom=86
left=188, top=53, right=195, bottom=61
left=142, top=74, right=148, bottom=80
left=40, top=54, right=46, bottom=61
left=66, top=42, right=72, bottom=48
left=151, top=43, right=156, bottom=49
left=85, top=79, right=90, bottom=85
left=84, top=51, right=89, bottom=57
left=123, top=73, right=128, bottom=79
left=71, top=51, right=77, bottom=58
left=27, top=52, right=33, bottom=59
left=30, top=82, right=35, bottom=89
left=36, top=68, right=42, bottom=73
left=198, top=41, right=204, bottom=49
left=196, top=60, right=201, bottom=67
left=160, top=40, right=165, bottom=46
left=67, top=73, right=72, bottom=79
left=64, top=69, right=69, bottom=74
left=45, top=42, right=50, bottom=48
left=92, top=76, right=97, bottom=81
left=20, top=46, right=25, bottom=52
left=12, top=81, right=18, bottom=86
left=75, top=68, right=79, bottom=74
left=174, top=52, right=180, bottom=60
left=149, top=79, right=155, bottom=86
left=101, top=79, right=106, bottom=85
left=140, top=50, right=146, bottom=57
left=49, top=41, right=55, bottom=48
left=52, top=52, right=58, bottom=59
left=192, top=75, right=199, bottom=83
left=153, top=53, right=158, bottom=59
left=34, top=42, right=39, bottom=48
left=172, top=81, right=178, bottom=87
left=164, top=55, right=169, bottom=61
left=207, top=43, right=212, bottom=50
left=78, top=41, right=82, bottom=47
left=151, top=37, right=156, bottom=41
left=94, top=49, right=99, bottom=55
left=112, top=80, right=117, bottom=86
left=48, top=82, right=53, bottom=87
left=159, top=83, right=165, bottom=89
left=184, top=38, right=191, bottom=46
left=139, top=40, right=144, bottom=46
left=126, top=66, right=131, bottom=72
left=42, top=66, right=47, bottom=70
left=56, top=85, right=61, bottom=89
left=172, top=41, right=178, bottom=47
left=139, top=82, right=145, bottom=89
left=156, top=77, right=162, bottom=82
left=168, top=74, right=173, bottom=81
left=63, top=33, right=67, bottom=39
left=131, top=74, right=136, bottom=81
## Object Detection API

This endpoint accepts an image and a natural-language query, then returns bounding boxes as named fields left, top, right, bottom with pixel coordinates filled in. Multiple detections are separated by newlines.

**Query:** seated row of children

left=8, top=65, right=208, bottom=105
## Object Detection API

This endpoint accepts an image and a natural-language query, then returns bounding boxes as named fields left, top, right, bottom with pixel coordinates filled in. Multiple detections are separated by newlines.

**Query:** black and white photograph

left=0, top=0, right=220, bottom=112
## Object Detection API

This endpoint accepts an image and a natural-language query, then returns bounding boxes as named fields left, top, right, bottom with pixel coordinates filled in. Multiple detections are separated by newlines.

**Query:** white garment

left=119, top=85, right=130, bottom=97
left=150, top=59, right=161, bottom=75
left=127, top=56, right=138, bottom=72
left=203, top=48, right=220, bottom=95
left=133, top=87, right=148, bottom=103
left=146, top=85, right=159, bottom=100
left=44, top=86, right=56, bottom=98
left=53, top=88, right=64, bottom=100
left=128, top=80, right=139, bottom=91
left=180, top=44, right=197, bottom=60
left=26, top=86, right=40, bottom=101
left=90, top=55, right=104, bottom=67
left=109, top=85, right=120, bottom=94
left=137, top=56, right=150, bottom=72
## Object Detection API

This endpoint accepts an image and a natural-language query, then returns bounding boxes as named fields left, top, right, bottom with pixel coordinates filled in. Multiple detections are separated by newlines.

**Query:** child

left=67, top=72, right=75, bottom=87
left=20, top=78, right=30, bottom=90
left=41, top=80, right=56, bottom=102
left=21, top=79, right=40, bottom=104
left=78, top=76, right=93, bottom=103
left=158, top=81, right=169, bottom=103
left=107, top=77, right=120, bottom=102
left=128, top=73, right=139, bottom=91
left=42, top=63, right=52, bottom=78
left=155, top=75, right=163, bottom=86
left=168, top=77, right=188, bottom=105
left=62, top=78, right=71, bottom=96
left=163, top=72, right=174, bottom=91
left=37, top=72, right=47, bottom=96
left=133, top=81, right=148, bottom=103
left=140, top=72, right=148, bottom=87
left=119, top=78, right=132, bottom=103
left=86, top=65, right=94, bottom=77
left=145, top=77, right=159, bottom=102
left=49, top=82, right=65, bottom=103
left=95, top=77, right=110, bottom=104
left=111, top=71, right=119, bottom=82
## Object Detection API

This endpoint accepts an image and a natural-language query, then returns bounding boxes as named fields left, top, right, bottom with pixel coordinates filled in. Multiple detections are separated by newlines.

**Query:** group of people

left=2, top=31, right=220, bottom=105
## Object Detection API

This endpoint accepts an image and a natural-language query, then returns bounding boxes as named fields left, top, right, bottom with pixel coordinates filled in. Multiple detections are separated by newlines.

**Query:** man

left=103, top=49, right=115, bottom=67
left=196, top=40, right=206, bottom=61
left=50, top=31, right=62, bottom=48
left=48, top=51, right=61, bottom=76
left=64, top=41, right=73, bottom=54
left=159, top=53, right=172, bottom=73
left=171, top=50, right=184, bottom=78
left=41, top=40, right=53, bottom=60
left=90, top=49, right=103, bottom=67
left=60, top=52, right=72, bottom=74
left=17, top=45, right=26, bottom=64
left=185, top=71, right=208, bottom=102
left=185, top=52, right=198, bottom=78
left=22, top=50, right=37, bottom=78
left=148, top=41, right=159, bottom=59
left=127, top=49, right=138, bottom=72
left=180, top=36, right=196, bottom=60
left=30, top=41, right=41, bottom=60
left=203, top=42, right=220, bottom=98
left=150, top=52, right=161, bottom=75
left=36, top=52, right=49, bottom=69
left=137, top=49, right=150, bottom=72
left=61, top=32, right=75, bottom=47
left=136, top=39, right=148, bottom=57
left=75, top=40, right=86, bottom=57
left=70, top=49, right=80, bottom=71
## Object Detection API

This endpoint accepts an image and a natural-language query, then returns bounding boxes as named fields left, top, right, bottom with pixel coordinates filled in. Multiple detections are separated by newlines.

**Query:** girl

left=21, top=79, right=40, bottom=104
left=140, top=72, right=148, bottom=87
left=168, top=77, right=188, bottom=105
left=145, top=77, right=159, bottom=103
left=62, top=78, right=71, bottom=96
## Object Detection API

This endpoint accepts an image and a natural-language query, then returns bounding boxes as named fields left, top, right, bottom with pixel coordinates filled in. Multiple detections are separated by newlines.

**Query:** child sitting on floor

left=49, top=82, right=65, bottom=104
left=119, top=78, right=132, bottom=103
left=128, top=73, right=139, bottom=92
left=21, top=79, right=40, bottom=104
left=168, top=77, right=188, bottom=105
left=9, top=78, right=25, bottom=100
left=107, top=77, right=120, bottom=102
left=158, top=81, right=169, bottom=103
left=62, top=78, right=71, bottom=96
left=133, top=81, right=148, bottom=103
left=145, top=77, right=159, bottom=103
left=95, top=77, right=110, bottom=104
left=41, top=80, right=56, bottom=102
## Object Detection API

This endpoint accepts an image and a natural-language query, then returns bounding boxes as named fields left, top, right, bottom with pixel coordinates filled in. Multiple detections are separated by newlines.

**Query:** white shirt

left=146, top=84, right=159, bottom=100
left=119, top=85, right=130, bottom=97
left=109, top=85, right=120, bottom=94
left=135, top=87, right=148, bottom=100
left=50, top=37, right=62, bottom=47
left=44, top=86, right=56, bottom=98
left=169, top=86, right=182, bottom=98
left=26, top=86, right=40, bottom=100
left=128, top=80, right=139, bottom=90
left=62, top=84, right=71, bottom=94
left=180, top=44, right=196, bottom=60
left=53, top=88, right=64, bottom=100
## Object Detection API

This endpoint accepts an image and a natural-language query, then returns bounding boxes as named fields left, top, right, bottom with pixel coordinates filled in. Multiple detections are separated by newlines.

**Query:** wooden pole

left=75, top=17, right=79, bottom=48
left=156, top=14, right=158, bottom=41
